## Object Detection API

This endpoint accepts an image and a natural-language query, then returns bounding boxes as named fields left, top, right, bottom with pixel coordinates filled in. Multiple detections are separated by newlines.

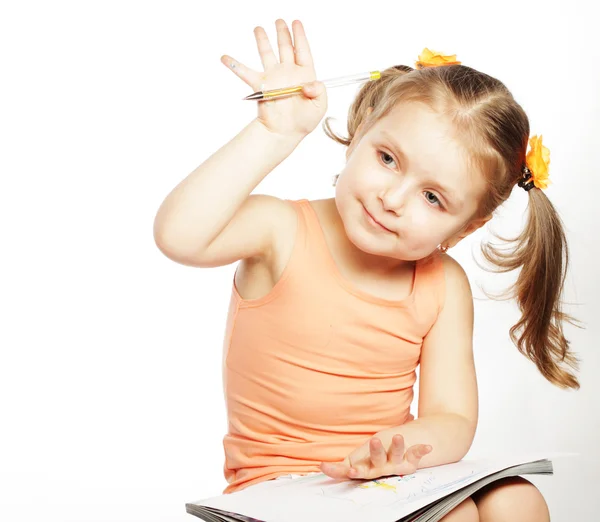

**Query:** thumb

left=302, top=80, right=324, bottom=99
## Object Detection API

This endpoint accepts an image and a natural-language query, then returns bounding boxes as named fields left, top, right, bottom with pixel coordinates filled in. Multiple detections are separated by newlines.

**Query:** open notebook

left=186, top=452, right=570, bottom=522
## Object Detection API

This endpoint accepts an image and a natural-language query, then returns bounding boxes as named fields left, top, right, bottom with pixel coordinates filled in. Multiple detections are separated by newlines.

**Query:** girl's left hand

left=319, top=434, right=432, bottom=480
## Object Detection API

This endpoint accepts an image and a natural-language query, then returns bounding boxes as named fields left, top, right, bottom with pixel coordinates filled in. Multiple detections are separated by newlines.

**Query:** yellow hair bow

left=415, top=48, right=462, bottom=69
left=524, top=135, right=551, bottom=190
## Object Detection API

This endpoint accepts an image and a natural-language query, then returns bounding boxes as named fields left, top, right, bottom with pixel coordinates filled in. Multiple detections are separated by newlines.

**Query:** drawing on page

left=357, top=473, right=417, bottom=493
left=314, top=467, right=483, bottom=509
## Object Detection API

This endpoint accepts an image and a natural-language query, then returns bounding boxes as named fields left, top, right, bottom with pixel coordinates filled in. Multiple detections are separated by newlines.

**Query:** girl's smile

left=363, top=204, right=394, bottom=233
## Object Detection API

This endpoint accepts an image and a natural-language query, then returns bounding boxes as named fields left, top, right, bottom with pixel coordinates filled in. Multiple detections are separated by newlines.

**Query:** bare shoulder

left=438, top=253, right=473, bottom=301
left=259, top=196, right=302, bottom=278
left=245, top=194, right=299, bottom=265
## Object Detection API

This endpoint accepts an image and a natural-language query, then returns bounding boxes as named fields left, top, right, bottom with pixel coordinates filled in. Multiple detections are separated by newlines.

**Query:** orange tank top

left=220, top=199, right=446, bottom=494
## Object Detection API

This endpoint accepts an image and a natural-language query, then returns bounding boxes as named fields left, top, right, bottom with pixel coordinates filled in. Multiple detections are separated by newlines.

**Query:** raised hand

left=221, top=19, right=328, bottom=139
left=320, top=434, right=432, bottom=481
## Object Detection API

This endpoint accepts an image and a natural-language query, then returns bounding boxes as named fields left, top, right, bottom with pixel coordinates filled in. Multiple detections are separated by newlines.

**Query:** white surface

left=191, top=453, right=570, bottom=522
left=1, top=1, right=598, bottom=521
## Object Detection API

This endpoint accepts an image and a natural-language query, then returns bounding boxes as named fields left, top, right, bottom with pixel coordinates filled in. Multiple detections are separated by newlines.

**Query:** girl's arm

left=153, top=119, right=304, bottom=260
left=375, top=254, right=478, bottom=468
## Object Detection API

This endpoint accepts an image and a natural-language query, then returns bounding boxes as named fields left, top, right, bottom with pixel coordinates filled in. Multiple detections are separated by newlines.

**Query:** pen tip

left=243, top=92, right=263, bottom=101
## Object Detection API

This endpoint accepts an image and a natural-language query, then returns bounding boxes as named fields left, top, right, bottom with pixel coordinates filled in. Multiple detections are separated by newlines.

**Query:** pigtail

left=480, top=187, right=583, bottom=389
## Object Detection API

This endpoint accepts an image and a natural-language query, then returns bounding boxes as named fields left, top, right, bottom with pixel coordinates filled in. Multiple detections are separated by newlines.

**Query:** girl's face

left=335, top=101, right=489, bottom=263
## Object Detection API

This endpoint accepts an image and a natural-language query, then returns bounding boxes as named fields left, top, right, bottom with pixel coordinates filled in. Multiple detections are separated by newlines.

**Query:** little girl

left=154, top=19, right=581, bottom=522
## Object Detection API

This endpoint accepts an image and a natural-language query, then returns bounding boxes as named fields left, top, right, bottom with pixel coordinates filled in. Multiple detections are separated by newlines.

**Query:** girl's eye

left=425, top=191, right=442, bottom=208
left=378, top=150, right=445, bottom=210
left=378, top=150, right=397, bottom=168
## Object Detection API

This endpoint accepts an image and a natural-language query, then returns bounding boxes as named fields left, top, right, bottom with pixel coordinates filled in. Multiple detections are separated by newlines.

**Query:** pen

left=243, top=70, right=382, bottom=101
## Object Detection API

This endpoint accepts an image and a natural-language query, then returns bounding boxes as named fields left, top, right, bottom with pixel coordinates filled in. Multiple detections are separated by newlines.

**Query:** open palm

left=220, top=19, right=327, bottom=138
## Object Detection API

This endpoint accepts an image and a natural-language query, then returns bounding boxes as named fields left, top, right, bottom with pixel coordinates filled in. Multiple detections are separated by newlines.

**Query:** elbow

left=153, top=221, right=173, bottom=257
left=454, top=413, right=477, bottom=459
left=153, top=216, right=187, bottom=259
left=153, top=206, right=176, bottom=247
left=153, top=211, right=170, bottom=249
left=153, top=220, right=185, bottom=261
left=435, top=412, right=477, bottom=461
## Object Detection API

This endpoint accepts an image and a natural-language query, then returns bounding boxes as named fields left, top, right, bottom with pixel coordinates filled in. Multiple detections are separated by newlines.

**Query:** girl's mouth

left=363, top=205, right=394, bottom=233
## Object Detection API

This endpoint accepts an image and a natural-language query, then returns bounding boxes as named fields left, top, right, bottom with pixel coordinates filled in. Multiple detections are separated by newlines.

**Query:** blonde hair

left=324, top=64, right=583, bottom=390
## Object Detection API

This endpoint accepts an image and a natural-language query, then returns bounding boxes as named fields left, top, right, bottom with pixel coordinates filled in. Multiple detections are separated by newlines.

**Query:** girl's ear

left=446, top=214, right=493, bottom=248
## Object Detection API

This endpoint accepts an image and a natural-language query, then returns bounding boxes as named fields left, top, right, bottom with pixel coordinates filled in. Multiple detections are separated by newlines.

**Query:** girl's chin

left=361, top=239, right=436, bottom=262
left=353, top=233, right=420, bottom=261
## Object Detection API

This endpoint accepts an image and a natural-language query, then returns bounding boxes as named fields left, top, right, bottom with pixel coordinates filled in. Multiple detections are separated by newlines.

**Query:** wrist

left=251, top=118, right=307, bottom=146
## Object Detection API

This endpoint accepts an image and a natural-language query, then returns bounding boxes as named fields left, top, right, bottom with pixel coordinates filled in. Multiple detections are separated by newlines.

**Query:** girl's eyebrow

left=378, top=130, right=465, bottom=209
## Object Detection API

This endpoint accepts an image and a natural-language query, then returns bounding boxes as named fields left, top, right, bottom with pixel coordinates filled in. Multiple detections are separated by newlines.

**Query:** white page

left=190, top=452, right=574, bottom=522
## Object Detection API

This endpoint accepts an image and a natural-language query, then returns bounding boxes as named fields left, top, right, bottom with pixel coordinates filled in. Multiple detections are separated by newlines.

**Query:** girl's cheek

left=407, top=227, right=439, bottom=250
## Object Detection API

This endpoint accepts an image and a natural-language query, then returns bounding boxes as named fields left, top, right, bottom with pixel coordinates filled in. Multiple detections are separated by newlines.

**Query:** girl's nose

left=379, top=185, right=409, bottom=216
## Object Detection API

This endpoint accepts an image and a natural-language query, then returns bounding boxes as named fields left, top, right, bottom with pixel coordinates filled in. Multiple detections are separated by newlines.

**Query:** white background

left=1, top=1, right=598, bottom=521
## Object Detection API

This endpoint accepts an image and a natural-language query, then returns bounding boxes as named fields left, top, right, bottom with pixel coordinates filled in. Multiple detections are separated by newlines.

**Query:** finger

left=275, top=19, right=295, bottom=64
left=253, top=26, right=278, bottom=70
left=320, top=461, right=351, bottom=480
left=291, top=20, right=314, bottom=68
left=344, top=455, right=361, bottom=478
left=388, top=434, right=405, bottom=466
left=369, top=437, right=387, bottom=469
left=220, top=55, right=261, bottom=89
left=405, top=444, right=432, bottom=468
